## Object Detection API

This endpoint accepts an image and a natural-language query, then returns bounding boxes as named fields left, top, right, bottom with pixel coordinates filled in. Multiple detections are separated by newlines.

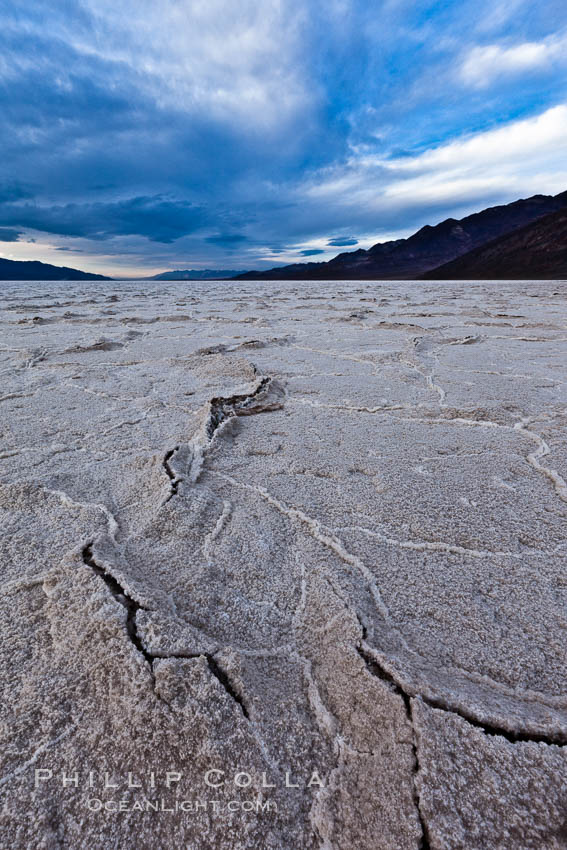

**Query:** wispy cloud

left=460, top=31, right=567, bottom=88
left=62, top=0, right=311, bottom=130
left=294, top=104, right=567, bottom=239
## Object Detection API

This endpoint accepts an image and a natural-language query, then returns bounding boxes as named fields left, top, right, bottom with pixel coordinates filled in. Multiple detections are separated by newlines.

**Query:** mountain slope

left=0, top=257, right=110, bottom=281
left=235, top=191, right=567, bottom=280
left=422, top=206, right=567, bottom=280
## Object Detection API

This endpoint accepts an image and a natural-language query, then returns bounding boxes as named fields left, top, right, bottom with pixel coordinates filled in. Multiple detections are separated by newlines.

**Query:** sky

left=1, top=0, right=567, bottom=277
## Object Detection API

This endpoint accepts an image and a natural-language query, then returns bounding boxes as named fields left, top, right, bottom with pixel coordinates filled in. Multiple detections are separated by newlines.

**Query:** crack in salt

left=355, top=644, right=431, bottom=849
left=357, top=644, right=567, bottom=747
left=82, top=543, right=153, bottom=665
left=81, top=543, right=250, bottom=718
left=205, top=376, right=278, bottom=439
left=160, top=375, right=282, bottom=503
left=162, top=445, right=181, bottom=503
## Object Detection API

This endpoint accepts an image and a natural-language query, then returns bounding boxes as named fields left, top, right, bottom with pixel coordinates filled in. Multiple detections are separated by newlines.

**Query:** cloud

left=386, top=105, right=567, bottom=197
left=476, top=0, right=529, bottom=33
left=0, top=182, right=33, bottom=203
left=300, top=248, right=325, bottom=256
left=0, top=196, right=206, bottom=243
left=327, top=236, right=358, bottom=246
left=300, top=104, right=567, bottom=229
left=2, top=1, right=567, bottom=273
left=0, top=227, right=22, bottom=242
left=205, top=234, right=248, bottom=247
left=33, top=0, right=312, bottom=131
left=460, top=32, right=567, bottom=88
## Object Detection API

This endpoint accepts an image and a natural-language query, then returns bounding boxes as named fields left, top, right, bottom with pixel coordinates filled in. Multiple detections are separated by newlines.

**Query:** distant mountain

left=151, top=269, right=240, bottom=280
left=422, top=206, right=567, bottom=280
left=0, top=257, right=110, bottom=281
left=235, top=191, right=567, bottom=280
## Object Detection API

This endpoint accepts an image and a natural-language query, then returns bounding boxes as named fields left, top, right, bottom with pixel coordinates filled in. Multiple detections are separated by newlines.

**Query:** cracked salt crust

left=0, top=279, right=566, bottom=849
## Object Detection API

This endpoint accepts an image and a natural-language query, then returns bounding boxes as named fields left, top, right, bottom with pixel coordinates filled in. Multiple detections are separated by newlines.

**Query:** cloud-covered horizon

left=1, top=0, right=566, bottom=275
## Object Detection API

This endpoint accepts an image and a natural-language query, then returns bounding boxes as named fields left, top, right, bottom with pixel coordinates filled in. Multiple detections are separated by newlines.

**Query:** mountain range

left=422, top=206, right=567, bottom=280
left=0, top=257, right=109, bottom=281
left=236, top=190, right=567, bottom=280
left=1, top=190, right=566, bottom=281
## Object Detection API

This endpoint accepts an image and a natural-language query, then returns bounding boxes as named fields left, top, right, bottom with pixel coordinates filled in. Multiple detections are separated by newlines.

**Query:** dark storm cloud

left=327, top=237, right=358, bottom=246
left=0, top=228, right=22, bottom=242
left=0, top=183, right=33, bottom=204
left=205, top=234, right=248, bottom=246
left=0, top=197, right=206, bottom=243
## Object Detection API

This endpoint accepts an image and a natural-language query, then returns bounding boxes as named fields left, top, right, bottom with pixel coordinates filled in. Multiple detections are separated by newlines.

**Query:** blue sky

left=1, top=0, right=567, bottom=276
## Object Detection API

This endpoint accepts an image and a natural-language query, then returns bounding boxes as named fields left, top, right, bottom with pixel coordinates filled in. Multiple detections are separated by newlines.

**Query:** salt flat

left=0, top=278, right=566, bottom=849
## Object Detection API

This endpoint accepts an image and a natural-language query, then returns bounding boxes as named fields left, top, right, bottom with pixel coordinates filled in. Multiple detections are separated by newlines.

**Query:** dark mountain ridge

left=422, top=206, right=567, bottom=280
left=0, top=257, right=110, bottom=281
left=236, top=191, right=567, bottom=280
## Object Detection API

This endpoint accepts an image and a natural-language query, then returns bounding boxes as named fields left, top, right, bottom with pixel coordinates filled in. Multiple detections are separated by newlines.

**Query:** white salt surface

left=0, top=278, right=566, bottom=848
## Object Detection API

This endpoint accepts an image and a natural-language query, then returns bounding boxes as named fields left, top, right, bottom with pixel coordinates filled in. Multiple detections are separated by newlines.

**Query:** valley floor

left=1, top=278, right=566, bottom=849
